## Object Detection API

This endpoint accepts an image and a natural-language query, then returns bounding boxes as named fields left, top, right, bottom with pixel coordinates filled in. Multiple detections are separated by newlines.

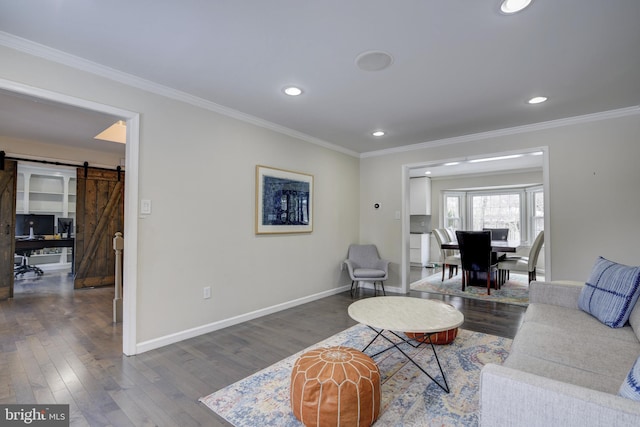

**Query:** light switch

left=141, top=199, right=152, bottom=214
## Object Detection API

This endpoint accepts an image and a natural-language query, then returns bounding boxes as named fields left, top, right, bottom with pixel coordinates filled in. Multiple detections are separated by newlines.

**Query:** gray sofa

left=480, top=280, right=640, bottom=426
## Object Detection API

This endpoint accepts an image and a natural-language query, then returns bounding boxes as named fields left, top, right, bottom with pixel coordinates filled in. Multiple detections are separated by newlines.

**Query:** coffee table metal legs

left=361, top=326, right=451, bottom=393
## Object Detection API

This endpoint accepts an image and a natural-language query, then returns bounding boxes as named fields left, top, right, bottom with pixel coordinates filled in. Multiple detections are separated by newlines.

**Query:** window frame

left=442, top=191, right=466, bottom=230
left=443, top=186, right=542, bottom=243
left=526, top=185, right=544, bottom=245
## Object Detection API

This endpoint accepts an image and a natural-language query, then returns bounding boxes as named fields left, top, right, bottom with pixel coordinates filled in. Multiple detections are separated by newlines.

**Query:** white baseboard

left=135, top=285, right=351, bottom=354
left=355, top=281, right=403, bottom=295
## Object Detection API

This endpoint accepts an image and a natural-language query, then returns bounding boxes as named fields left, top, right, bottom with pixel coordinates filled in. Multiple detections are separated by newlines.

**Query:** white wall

left=0, top=45, right=360, bottom=350
left=361, top=112, right=640, bottom=284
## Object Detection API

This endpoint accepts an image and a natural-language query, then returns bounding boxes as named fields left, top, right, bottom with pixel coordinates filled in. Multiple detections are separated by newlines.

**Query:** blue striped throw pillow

left=578, top=257, right=640, bottom=328
left=620, top=356, right=640, bottom=401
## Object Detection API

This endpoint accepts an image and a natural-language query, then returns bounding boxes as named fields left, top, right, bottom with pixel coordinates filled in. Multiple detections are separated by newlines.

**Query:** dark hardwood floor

left=1, top=267, right=525, bottom=426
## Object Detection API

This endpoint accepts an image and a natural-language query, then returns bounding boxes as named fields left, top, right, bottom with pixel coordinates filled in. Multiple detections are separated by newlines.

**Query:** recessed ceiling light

left=528, top=96, right=548, bottom=104
left=500, top=0, right=533, bottom=14
left=372, top=130, right=385, bottom=137
left=444, top=162, right=460, bottom=166
left=283, top=86, right=303, bottom=96
left=424, top=171, right=432, bottom=175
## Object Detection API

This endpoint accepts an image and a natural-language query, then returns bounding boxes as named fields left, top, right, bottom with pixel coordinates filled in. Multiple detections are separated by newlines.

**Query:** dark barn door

left=74, top=167, right=124, bottom=289
left=0, top=160, right=17, bottom=299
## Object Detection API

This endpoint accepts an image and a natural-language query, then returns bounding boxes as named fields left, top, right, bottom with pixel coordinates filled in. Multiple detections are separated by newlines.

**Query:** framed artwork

left=256, top=165, right=313, bottom=234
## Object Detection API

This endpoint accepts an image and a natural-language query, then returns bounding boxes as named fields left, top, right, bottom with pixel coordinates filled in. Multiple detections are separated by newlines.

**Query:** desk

left=348, top=297, right=464, bottom=393
left=15, top=238, right=75, bottom=273
left=441, top=240, right=519, bottom=253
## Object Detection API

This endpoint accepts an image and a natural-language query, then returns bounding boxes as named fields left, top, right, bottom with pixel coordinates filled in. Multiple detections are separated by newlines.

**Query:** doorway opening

left=401, top=147, right=550, bottom=293
left=0, top=78, right=140, bottom=355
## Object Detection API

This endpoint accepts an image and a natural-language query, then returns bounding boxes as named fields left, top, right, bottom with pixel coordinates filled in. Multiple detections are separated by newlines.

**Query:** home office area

left=1, top=158, right=126, bottom=300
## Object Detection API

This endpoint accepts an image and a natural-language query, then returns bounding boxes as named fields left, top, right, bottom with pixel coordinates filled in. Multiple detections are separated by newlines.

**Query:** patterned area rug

left=411, top=272, right=537, bottom=306
left=200, top=323, right=512, bottom=426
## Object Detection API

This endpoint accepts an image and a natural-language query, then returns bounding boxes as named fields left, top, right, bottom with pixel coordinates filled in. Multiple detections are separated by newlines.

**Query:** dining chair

left=482, top=227, right=509, bottom=241
left=432, top=228, right=460, bottom=281
left=343, top=244, right=389, bottom=297
left=445, top=228, right=457, bottom=242
left=498, top=231, right=544, bottom=284
left=483, top=227, right=509, bottom=264
left=456, top=230, right=499, bottom=295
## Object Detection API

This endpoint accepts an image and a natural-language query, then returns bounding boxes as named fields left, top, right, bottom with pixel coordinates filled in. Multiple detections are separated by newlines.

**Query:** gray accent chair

left=433, top=228, right=460, bottom=281
left=344, top=244, right=389, bottom=297
left=498, top=230, right=544, bottom=283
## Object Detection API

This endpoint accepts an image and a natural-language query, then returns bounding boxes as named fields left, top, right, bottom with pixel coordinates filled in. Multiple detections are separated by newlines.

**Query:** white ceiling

left=0, top=88, right=126, bottom=155
left=0, top=1, right=639, bottom=163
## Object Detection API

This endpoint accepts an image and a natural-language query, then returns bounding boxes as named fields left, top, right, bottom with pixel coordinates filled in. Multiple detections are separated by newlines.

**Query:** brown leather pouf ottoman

left=290, top=346, right=380, bottom=427
left=405, top=327, right=458, bottom=345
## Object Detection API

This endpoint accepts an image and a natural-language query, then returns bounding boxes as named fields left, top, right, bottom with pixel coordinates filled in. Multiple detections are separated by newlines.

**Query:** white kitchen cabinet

left=410, top=177, right=431, bottom=215
left=409, top=233, right=430, bottom=267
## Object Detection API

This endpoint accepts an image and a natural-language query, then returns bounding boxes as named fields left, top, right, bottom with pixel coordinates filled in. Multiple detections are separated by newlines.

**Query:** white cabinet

left=17, top=164, right=76, bottom=219
left=410, top=177, right=431, bottom=215
left=16, top=163, right=76, bottom=271
left=410, top=233, right=430, bottom=267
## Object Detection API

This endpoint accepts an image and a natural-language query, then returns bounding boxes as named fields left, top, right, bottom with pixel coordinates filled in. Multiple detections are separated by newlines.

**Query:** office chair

left=14, top=249, right=44, bottom=278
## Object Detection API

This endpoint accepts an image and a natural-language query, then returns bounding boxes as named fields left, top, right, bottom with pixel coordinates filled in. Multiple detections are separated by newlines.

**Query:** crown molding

left=361, top=105, right=640, bottom=158
left=0, top=32, right=360, bottom=158
left=3, top=31, right=638, bottom=161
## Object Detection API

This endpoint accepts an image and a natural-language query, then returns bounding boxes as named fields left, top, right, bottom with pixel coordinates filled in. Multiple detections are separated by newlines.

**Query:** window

left=443, top=186, right=543, bottom=243
left=444, top=193, right=464, bottom=230
left=470, top=192, right=522, bottom=242
left=528, top=186, right=544, bottom=242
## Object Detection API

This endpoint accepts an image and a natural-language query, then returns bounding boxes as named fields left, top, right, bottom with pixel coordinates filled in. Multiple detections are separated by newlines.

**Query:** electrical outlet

left=203, top=286, right=211, bottom=299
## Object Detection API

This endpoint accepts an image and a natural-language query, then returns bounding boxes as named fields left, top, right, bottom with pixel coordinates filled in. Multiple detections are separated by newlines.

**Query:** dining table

left=440, top=240, right=519, bottom=253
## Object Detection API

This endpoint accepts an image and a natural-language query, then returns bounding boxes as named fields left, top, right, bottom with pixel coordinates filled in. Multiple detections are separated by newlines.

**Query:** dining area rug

left=411, top=272, right=536, bottom=306
left=199, top=323, right=512, bottom=426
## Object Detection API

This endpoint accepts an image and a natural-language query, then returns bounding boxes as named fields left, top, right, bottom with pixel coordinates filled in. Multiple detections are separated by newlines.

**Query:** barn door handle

left=5, top=223, right=9, bottom=235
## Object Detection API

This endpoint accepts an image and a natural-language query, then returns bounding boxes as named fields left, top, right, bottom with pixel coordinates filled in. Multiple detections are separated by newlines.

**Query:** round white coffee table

left=348, top=296, right=464, bottom=393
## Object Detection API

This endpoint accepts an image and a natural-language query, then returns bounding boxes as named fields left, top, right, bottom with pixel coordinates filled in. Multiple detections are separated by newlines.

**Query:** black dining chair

left=456, top=230, right=499, bottom=295
left=483, top=227, right=509, bottom=264
left=483, top=227, right=509, bottom=241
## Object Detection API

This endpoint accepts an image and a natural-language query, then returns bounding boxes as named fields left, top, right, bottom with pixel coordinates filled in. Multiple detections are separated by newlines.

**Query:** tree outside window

left=471, top=193, right=522, bottom=242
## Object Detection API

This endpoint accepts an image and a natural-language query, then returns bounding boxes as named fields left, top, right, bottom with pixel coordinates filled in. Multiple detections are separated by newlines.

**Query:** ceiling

left=0, top=1, right=639, bottom=164
left=0, top=88, right=126, bottom=155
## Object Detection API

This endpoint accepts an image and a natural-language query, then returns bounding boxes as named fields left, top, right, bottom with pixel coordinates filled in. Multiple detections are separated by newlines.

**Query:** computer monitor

left=57, top=217, right=74, bottom=237
left=15, top=214, right=56, bottom=238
